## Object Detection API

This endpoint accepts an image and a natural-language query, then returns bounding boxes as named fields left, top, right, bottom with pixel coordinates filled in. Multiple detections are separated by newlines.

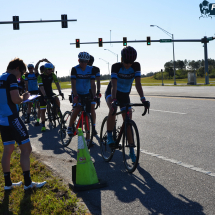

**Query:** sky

left=0, top=0, right=215, bottom=77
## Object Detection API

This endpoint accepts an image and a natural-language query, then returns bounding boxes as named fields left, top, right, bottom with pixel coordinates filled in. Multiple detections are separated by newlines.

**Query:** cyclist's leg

left=25, top=102, right=32, bottom=123
left=120, top=93, right=134, bottom=146
left=85, top=99, right=92, bottom=141
left=106, top=93, right=116, bottom=145
left=39, top=96, right=47, bottom=131
left=67, top=104, right=81, bottom=136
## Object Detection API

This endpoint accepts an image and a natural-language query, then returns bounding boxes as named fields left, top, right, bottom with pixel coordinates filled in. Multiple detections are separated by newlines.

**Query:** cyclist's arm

left=52, top=73, right=61, bottom=93
left=25, top=81, right=28, bottom=91
left=35, top=59, right=43, bottom=74
left=135, top=77, right=144, bottom=98
left=39, top=86, right=47, bottom=97
left=71, top=67, right=77, bottom=95
left=71, top=79, right=77, bottom=96
left=133, top=62, right=144, bottom=98
left=37, top=75, right=47, bottom=97
left=111, top=79, right=117, bottom=99
left=95, top=67, right=101, bottom=93
left=55, top=82, right=61, bottom=93
left=90, top=80, right=96, bottom=98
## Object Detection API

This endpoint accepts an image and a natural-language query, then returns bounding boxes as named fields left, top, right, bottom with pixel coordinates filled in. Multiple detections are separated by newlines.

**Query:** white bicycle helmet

left=78, top=52, right=90, bottom=61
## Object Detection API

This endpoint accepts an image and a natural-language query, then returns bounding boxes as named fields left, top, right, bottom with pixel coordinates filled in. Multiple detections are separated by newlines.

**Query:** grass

left=0, top=138, right=88, bottom=214
left=52, top=77, right=215, bottom=89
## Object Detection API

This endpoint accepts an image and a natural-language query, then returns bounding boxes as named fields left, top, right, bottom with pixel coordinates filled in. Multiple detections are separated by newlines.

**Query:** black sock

left=42, top=121, right=45, bottom=127
left=23, top=170, right=32, bottom=186
left=4, top=172, right=12, bottom=186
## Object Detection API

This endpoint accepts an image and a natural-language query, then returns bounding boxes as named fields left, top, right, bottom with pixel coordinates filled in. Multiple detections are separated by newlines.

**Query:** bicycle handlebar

left=115, top=101, right=150, bottom=116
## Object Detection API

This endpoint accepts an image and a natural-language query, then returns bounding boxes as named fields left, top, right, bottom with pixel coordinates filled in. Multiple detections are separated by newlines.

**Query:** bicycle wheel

left=50, top=105, right=57, bottom=128
left=100, top=116, right=114, bottom=162
left=22, top=103, right=27, bottom=118
left=122, top=120, right=140, bottom=173
left=60, top=111, right=72, bottom=147
left=32, top=103, right=37, bottom=121
left=82, top=113, right=93, bottom=149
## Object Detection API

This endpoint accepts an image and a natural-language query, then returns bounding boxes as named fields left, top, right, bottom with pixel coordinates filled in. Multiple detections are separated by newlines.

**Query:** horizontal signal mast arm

left=0, top=19, right=77, bottom=24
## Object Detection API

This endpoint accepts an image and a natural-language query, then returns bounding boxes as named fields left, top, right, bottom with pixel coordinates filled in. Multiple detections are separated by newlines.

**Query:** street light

left=150, top=25, right=176, bottom=85
left=99, top=58, right=110, bottom=75
left=104, top=49, right=118, bottom=62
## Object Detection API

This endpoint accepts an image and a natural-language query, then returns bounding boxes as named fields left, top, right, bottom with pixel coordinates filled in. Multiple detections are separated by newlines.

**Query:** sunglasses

left=46, top=68, right=53, bottom=71
left=79, top=60, right=88, bottom=63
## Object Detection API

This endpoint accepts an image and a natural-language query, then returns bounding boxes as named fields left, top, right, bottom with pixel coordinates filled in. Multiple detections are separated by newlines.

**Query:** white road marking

left=140, top=148, right=215, bottom=177
left=150, top=109, right=187, bottom=115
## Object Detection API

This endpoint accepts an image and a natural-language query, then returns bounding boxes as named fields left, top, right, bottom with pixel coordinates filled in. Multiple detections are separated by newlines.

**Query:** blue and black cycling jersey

left=0, top=73, right=19, bottom=126
left=111, top=62, right=141, bottom=93
left=71, top=65, right=96, bottom=95
left=89, top=66, right=100, bottom=90
left=25, top=73, right=39, bottom=92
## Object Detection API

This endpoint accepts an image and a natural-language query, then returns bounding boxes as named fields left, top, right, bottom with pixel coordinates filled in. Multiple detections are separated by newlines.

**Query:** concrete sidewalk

left=101, top=85, right=215, bottom=99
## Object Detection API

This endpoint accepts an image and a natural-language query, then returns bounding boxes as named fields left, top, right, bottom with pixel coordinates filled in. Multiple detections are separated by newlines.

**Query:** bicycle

left=30, top=98, right=40, bottom=121
left=60, top=95, right=95, bottom=148
left=100, top=101, right=150, bottom=173
left=46, top=94, right=64, bottom=128
left=19, top=102, right=28, bottom=118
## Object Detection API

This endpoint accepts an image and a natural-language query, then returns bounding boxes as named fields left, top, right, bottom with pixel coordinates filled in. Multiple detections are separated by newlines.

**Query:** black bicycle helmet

left=121, top=46, right=137, bottom=64
left=88, top=55, right=94, bottom=65
left=40, top=65, right=45, bottom=71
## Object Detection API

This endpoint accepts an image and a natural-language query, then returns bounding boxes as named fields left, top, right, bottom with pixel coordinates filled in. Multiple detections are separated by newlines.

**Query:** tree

left=165, top=67, right=174, bottom=78
left=177, top=60, right=185, bottom=70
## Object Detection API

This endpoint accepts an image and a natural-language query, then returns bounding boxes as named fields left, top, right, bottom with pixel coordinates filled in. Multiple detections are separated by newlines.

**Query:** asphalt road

left=25, top=87, right=215, bottom=215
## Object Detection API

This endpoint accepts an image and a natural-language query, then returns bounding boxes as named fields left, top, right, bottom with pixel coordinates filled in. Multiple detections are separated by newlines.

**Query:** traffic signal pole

left=70, top=37, right=214, bottom=85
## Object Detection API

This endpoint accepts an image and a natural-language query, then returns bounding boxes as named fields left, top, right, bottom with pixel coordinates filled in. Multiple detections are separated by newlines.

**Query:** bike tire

left=82, top=113, right=93, bottom=149
left=60, top=111, right=72, bottom=147
left=100, top=116, right=114, bottom=162
left=122, top=120, right=140, bottom=173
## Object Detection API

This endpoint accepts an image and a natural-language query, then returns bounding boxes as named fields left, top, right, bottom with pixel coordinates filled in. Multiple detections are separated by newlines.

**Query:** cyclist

left=67, top=52, right=96, bottom=145
left=37, top=62, right=63, bottom=132
left=87, top=55, right=101, bottom=136
left=105, top=46, right=146, bottom=162
left=24, top=64, right=40, bottom=124
left=0, top=58, right=46, bottom=190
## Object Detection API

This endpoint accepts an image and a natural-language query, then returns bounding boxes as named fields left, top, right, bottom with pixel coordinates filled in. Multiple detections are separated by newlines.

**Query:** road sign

left=160, top=39, right=172, bottom=43
left=207, top=37, right=214, bottom=41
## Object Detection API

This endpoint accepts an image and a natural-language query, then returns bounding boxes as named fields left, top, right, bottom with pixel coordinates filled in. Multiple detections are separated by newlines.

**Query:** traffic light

left=13, top=16, right=19, bottom=30
left=147, top=36, right=151, bottom=45
left=123, top=37, right=127, bottom=46
left=76, top=39, right=80, bottom=48
left=98, top=38, right=103, bottom=47
left=61, top=14, right=68, bottom=28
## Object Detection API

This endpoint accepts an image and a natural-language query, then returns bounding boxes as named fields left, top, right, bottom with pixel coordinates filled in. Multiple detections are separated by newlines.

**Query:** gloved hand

left=94, top=97, right=100, bottom=107
left=73, top=95, right=79, bottom=103
left=111, top=99, right=118, bottom=115
left=96, top=91, right=102, bottom=98
left=44, top=95, right=48, bottom=102
left=140, top=96, right=146, bottom=103
left=60, top=92, right=64, bottom=100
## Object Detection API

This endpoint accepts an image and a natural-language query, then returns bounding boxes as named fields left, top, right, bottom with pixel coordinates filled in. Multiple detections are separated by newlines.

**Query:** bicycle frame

left=73, top=111, right=90, bottom=136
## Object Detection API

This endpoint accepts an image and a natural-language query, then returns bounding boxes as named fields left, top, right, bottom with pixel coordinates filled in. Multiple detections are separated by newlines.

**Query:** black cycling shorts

left=74, top=93, right=91, bottom=113
left=29, top=90, right=39, bottom=95
left=89, top=89, right=96, bottom=105
left=105, top=82, right=130, bottom=110
left=0, top=114, right=30, bottom=146
left=39, top=92, right=56, bottom=109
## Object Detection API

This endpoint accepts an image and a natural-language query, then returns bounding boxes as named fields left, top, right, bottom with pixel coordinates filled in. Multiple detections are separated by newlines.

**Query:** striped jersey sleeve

left=8, top=74, right=18, bottom=91
left=71, top=67, right=77, bottom=79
